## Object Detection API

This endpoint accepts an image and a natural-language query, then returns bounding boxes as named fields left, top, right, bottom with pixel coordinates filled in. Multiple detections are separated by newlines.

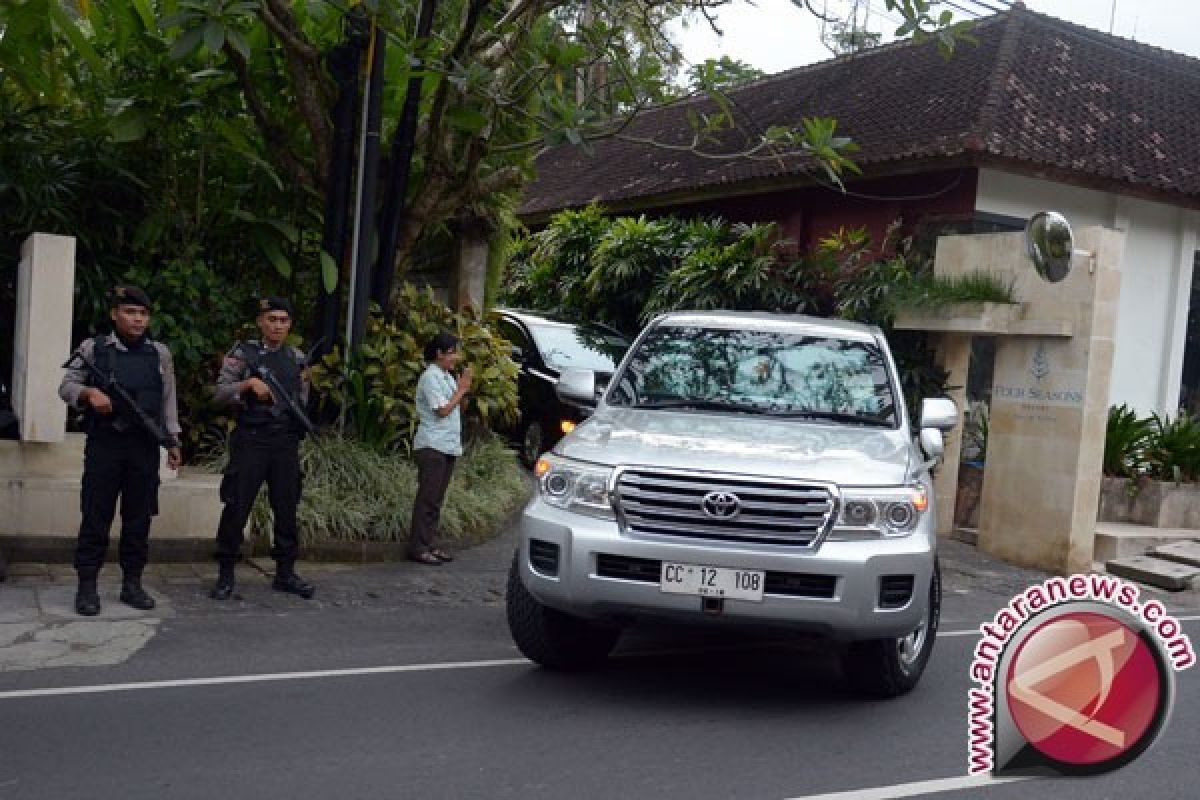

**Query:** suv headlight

left=534, top=454, right=614, bottom=519
left=829, top=485, right=928, bottom=539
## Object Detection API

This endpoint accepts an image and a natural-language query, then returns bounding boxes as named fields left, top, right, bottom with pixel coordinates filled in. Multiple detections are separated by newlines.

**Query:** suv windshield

left=608, top=325, right=899, bottom=426
left=529, top=323, right=628, bottom=373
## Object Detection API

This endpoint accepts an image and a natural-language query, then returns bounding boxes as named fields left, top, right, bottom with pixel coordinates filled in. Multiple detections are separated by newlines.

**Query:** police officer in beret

left=210, top=297, right=315, bottom=600
left=59, top=285, right=183, bottom=616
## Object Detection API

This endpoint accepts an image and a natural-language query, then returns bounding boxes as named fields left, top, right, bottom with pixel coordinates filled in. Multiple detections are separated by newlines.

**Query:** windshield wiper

left=632, top=399, right=767, bottom=414
left=767, top=410, right=894, bottom=427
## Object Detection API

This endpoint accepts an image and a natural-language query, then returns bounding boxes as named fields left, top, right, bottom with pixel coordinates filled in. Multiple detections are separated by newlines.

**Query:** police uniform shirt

left=413, top=363, right=463, bottom=457
left=214, top=341, right=309, bottom=409
left=59, top=333, right=183, bottom=439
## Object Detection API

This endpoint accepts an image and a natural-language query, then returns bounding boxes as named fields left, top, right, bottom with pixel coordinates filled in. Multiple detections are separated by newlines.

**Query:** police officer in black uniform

left=59, top=286, right=183, bottom=616
left=210, top=297, right=314, bottom=600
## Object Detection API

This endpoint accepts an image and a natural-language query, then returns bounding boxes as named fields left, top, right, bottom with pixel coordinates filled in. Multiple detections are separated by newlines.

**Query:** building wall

left=976, top=168, right=1200, bottom=415
left=657, top=169, right=978, bottom=255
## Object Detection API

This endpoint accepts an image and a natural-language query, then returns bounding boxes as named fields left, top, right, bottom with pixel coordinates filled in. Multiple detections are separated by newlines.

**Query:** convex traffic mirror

left=1025, top=211, right=1075, bottom=283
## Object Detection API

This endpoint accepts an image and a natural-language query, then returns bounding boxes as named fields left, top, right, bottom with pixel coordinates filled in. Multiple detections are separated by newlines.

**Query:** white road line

left=783, top=774, right=1031, bottom=800
left=0, top=658, right=530, bottom=701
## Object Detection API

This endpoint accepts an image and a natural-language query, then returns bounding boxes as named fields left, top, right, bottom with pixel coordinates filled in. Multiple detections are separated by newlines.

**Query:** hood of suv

left=556, top=407, right=914, bottom=486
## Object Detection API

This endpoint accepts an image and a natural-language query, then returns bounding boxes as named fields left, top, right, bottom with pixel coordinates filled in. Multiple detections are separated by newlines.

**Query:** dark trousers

left=409, top=448, right=456, bottom=557
left=75, top=432, right=161, bottom=577
left=215, top=426, right=301, bottom=566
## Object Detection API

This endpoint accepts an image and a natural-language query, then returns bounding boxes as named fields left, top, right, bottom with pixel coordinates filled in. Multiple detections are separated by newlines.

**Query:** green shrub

left=1104, top=404, right=1154, bottom=479
left=229, top=434, right=530, bottom=547
left=1149, top=411, right=1200, bottom=483
left=310, top=284, right=519, bottom=452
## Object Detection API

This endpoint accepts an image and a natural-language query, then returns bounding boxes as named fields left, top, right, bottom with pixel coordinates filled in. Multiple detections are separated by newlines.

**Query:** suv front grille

left=595, top=554, right=837, bottom=599
left=614, top=468, right=836, bottom=547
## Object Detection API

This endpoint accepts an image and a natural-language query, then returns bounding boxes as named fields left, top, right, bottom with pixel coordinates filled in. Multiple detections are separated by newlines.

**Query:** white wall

left=976, top=169, right=1200, bottom=416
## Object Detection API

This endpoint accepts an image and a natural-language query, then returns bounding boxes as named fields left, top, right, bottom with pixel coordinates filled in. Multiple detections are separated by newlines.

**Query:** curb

left=0, top=475, right=534, bottom=567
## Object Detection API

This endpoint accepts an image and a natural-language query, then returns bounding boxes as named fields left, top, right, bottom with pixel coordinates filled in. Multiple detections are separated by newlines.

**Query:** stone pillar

left=454, top=218, right=490, bottom=312
left=13, top=233, right=75, bottom=442
left=977, top=227, right=1123, bottom=574
left=933, top=333, right=971, bottom=536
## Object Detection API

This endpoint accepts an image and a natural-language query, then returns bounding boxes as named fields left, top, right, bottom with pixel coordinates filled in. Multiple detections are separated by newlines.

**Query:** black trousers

left=409, top=448, right=457, bottom=558
left=75, top=432, right=161, bottom=576
left=215, top=425, right=301, bottom=566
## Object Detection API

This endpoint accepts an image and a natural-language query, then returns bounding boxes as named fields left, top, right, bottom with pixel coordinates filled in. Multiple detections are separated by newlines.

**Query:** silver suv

left=506, top=311, right=957, bottom=696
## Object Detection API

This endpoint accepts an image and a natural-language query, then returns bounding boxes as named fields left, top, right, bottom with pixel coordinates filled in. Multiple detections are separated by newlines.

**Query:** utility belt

left=235, top=415, right=297, bottom=438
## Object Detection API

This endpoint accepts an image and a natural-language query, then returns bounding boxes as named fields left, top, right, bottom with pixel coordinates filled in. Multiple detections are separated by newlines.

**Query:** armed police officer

left=59, top=286, right=183, bottom=616
left=210, top=297, right=315, bottom=600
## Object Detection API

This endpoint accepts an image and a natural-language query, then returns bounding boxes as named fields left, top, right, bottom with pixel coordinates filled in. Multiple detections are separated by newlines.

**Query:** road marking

left=783, top=773, right=1031, bottom=799
left=0, top=658, right=530, bottom=701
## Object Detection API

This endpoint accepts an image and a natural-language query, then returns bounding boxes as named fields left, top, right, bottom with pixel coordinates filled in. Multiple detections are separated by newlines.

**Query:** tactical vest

left=238, top=342, right=303, bottom=431
left=87, top=335, right=164, bottom=438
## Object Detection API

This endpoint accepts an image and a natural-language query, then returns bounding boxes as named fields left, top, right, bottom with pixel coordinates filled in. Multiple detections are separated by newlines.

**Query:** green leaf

left=226, top=27, right=252, bottom=61
left=202, top=19, right=225, bottom=54
left=47, top=1, right=105, bottom=77
left=258, top=237, right=292, bottom=278
left=111, top=109, right=148, bottom=143
left=446, top=107, right=489, bottom=135
left=321, top=251, right=339, bottom=294
left=266, top=219, right=300, bottom=244
left=169, top=27, right=205, bottom=60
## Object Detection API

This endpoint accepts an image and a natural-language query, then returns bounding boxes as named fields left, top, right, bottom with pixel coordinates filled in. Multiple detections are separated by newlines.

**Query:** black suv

left=492, top=309, right=631, bottom=466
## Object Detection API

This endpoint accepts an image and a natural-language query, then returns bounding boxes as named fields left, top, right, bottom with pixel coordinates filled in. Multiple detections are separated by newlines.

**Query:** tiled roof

left=519, top=6, right=1200, bottom=216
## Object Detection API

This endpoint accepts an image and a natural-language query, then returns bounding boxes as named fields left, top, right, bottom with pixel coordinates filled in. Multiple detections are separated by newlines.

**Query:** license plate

left=660, top=562, right=765, bottom=602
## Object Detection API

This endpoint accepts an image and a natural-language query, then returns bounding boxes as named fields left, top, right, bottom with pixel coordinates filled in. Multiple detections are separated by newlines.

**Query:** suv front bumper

left=516, top=497, right=935, bottom=641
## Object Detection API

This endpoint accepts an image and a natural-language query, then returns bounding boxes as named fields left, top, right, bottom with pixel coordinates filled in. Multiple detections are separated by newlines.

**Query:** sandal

left=431, top=549, right=454, bottom=563
left=409, top=551, right=443, bottom=566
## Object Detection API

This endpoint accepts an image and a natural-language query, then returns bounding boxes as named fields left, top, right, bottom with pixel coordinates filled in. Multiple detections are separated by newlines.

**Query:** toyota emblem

left=701, top=491, right=741, bottom=519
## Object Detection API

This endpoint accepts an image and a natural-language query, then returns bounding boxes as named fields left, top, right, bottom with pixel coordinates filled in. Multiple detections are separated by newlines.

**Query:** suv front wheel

left=842, top=560, right=941, bottom=698
left=506, top=556, right=621, bottom=670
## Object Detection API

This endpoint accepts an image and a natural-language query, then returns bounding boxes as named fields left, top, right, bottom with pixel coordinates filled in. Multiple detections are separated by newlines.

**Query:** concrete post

left=933, top=333, right=971, bottom=536
left=454, top=219, right=489, bottom=312
left=13, top=233, right=75, bottom=442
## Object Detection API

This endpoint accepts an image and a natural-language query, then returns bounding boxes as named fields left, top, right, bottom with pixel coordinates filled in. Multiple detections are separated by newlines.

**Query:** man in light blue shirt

left=409, top=332, right=472, bottom=565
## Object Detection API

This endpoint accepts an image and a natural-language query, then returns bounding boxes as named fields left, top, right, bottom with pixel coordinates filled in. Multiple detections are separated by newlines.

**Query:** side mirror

left=919, top=428, right=945, bottom=463
left=557, top=369, right=596, bottom=405
left=919, top=397, right=958, bottom=431
left=1025, top=211, right=1075, bottom=283
left=509, top=345, right=525, bottom=364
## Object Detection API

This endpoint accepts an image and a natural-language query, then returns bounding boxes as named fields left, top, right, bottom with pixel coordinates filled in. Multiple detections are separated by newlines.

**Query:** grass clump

left=205, top=434, right=530, bottom=549
left=890, top=270, right=1016, bottom=313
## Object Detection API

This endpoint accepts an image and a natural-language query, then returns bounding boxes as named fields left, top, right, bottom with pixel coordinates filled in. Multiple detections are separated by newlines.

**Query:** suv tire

left=506, top=556, right=620, bottom=670
left=842, top=560, right=941, bottom=698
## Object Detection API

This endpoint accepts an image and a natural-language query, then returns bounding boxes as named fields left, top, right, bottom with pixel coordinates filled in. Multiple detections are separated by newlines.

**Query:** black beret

left=257, top=296, right=293, bottom=316
left=109, top=285, right=152, bottom=310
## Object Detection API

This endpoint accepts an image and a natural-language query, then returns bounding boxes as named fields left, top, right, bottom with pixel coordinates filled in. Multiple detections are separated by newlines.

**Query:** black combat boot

left=210, top=561, right=236, bottom=600
left=75, top=572, right=101, bottom=616
left=272, top=562, right=315, bottom=599
left=119, top=571, right=156, bottom=611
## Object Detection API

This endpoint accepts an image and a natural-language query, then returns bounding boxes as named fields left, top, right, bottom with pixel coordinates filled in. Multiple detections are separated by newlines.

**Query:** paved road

left=1, top=534, right=1199, bottom=800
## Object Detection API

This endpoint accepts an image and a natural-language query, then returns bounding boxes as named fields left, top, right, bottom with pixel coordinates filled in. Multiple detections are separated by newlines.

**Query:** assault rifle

left=236, top=341, right=318, bottom=437
left=63, top=348, right=177, bottom=448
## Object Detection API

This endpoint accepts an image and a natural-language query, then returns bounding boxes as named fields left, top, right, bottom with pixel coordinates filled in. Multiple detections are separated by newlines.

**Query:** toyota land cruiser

left=505, top=311, right=957, bottom=696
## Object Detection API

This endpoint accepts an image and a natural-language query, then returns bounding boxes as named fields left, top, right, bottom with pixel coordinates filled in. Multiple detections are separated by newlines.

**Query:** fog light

left=560, top=420, right=576, bottom=435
